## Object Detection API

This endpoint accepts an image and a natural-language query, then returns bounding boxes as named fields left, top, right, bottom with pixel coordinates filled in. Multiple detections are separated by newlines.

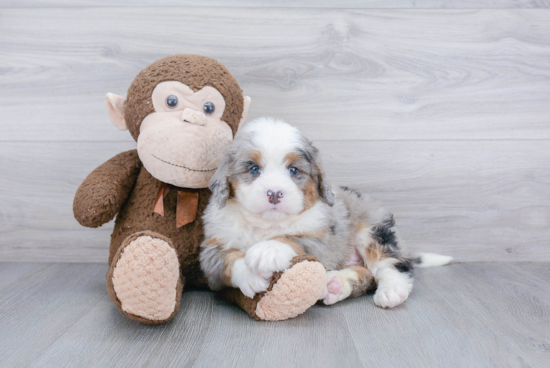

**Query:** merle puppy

left=200, top=117, right=452, bottom=307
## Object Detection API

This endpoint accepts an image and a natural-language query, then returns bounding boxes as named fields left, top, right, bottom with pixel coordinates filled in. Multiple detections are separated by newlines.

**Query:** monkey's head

left=105, top=55, right=251, bottom=188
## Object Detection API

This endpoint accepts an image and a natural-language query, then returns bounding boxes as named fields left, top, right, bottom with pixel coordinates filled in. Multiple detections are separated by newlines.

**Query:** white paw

left=231, top=258, right=269, bottom=298
left=245, top=240, right=297, bottom=278
left=321, top=270, right=355, bottom=305
left=373, top=285, right=409, bottom=308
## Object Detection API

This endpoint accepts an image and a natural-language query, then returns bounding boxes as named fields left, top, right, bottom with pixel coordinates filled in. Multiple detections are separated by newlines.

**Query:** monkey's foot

left=106, top=231, right=183, bottom=324
left=225, top=255, right=327, bottom=321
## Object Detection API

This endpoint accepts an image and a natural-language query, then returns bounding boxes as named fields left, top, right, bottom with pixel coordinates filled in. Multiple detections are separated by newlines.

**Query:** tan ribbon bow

left=153, top=182, right=199, bottom=228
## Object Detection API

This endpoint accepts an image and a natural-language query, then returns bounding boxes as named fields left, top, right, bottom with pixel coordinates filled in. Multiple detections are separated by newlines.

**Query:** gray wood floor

left=0, top=262, right=549, bottom=368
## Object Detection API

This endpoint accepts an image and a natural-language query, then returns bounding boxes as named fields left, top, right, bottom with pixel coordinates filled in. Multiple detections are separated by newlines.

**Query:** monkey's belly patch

left=112, top=235, right=180, bottom=321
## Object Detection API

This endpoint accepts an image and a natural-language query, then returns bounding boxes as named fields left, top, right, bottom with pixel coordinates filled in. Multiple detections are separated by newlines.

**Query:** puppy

left=200, top=117, right=451, bottom=308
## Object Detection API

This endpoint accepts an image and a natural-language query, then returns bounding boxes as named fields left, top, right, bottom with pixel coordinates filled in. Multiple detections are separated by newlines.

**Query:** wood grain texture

left=0, top=263, right=108, bottom=367
left=1, top=6, right=549, bottom=263
left=1, top=8, right=550, bottom=141
left=0, top=262, right=548, bottom=367
left=1, top=140, right=548, bottom=262
left=31, top=288, right=216, bottom=368
left=3, top=1, right=550, bottom=9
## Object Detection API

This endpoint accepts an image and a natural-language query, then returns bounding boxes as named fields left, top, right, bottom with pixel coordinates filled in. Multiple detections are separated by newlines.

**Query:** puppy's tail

left=412, top=253, right=453, bottom=268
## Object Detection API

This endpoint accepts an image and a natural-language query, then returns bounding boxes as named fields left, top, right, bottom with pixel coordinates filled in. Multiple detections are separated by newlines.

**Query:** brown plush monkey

left=73, top=55, right=327, bottom=324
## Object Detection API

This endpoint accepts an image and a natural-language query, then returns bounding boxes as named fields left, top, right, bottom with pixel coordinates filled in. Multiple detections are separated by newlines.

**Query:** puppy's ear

left=307, top=142, right=335, bottom=206
left=209, top=149, right=233, bottom=209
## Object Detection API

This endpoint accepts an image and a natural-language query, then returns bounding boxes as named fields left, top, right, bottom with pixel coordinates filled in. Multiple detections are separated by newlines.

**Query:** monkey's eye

left=249, top=165, right=260, bottom=175
left=166, top=95, right=179, bottom=108
left=203, top=102, right=215, bottom=115
left=289, top=166, right=298, bottom=176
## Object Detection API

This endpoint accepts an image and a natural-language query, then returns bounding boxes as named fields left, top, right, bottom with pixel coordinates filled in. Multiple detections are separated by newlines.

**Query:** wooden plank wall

left=1, top=1, right=549, bottom=262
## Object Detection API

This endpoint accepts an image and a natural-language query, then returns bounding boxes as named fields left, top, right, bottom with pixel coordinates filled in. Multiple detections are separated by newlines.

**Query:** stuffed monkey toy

left=73, top=55, right=327, bottom=324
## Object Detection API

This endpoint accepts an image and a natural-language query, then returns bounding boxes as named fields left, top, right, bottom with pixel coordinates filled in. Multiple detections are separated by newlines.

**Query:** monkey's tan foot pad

left=225, top=255, right=327, bottom=321
left=106, top=231, right=183, bottom=325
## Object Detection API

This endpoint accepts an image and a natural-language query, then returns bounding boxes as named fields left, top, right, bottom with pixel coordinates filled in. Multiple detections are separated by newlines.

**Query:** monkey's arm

left=73, top=149, right=142, bottom=228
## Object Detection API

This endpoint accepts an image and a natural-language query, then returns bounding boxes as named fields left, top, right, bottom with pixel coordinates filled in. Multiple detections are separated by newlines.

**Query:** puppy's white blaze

left=230, top=258, right=269, bottom=298
left=415, top=253, right=453, bottom=268
left=238, top=117, right=303, bottom=157
left=245, top=240, right=297, bottom=278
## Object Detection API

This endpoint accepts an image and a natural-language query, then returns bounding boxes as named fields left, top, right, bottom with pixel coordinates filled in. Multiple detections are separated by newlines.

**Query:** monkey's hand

left=73, top=149, right=142, bottom=228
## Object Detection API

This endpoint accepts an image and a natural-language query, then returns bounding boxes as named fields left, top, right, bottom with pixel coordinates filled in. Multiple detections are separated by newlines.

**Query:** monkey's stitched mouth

left=151, top=154, right=217, bottom=172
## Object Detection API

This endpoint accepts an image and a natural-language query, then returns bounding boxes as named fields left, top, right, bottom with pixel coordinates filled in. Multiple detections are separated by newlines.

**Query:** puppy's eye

left=249, top=165, right=260, bottom=175
left=166, top=95, right=178, bottom=108
left=203, top=102, right=215, bottom=115
left=289, top=166, right=298, bottom=176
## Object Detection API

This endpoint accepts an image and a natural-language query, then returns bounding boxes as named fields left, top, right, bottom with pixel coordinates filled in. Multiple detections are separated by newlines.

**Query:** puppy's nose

left=267, top=190, right=283, bottom=205
left=181, top=108, right=206, bottom=126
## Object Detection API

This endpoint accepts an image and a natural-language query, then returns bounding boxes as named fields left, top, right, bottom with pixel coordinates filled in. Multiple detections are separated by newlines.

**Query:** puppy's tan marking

left=346, top=265, right=375, bottom=297
left=302, top=178, right=319, bottom=212
left=204, top=237, right=222, bottom=247
left=249, top=150, right=263, bottom=165
left=271, top=235, right=305, bottom=255
left=364, top=242, right=385, bottom=265
left=284, top=151, right=302, bottom=166
left=228, top=179, right=238, bottom=198
left=220, top=249, right=245, bottom=286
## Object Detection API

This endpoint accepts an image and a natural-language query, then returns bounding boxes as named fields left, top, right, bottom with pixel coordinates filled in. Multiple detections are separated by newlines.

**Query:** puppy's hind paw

left=373, top=286, right=409, bottom=308
left=321, top=270, right=353, bottom=305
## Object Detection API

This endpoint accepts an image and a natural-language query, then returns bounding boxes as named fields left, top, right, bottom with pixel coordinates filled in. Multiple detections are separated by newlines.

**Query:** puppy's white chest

left=208, top=201, right=330, bottom=252
left=237, top=225, right=289, bottom=250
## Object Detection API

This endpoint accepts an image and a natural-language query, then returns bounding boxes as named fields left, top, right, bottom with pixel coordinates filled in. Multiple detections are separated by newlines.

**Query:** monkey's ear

left=237, top=96, right=251, bottom=131
left=105, top=93, right=128, bottom=131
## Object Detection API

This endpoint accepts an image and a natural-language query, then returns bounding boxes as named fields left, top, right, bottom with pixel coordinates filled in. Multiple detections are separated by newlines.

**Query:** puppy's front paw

left=245, top=240, right=297, bottom=278
left=231, top=258, right=269, bottom=298
left=239, top=273, right=270, bottom=299
left=373, top=285, right=409, bottom=308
